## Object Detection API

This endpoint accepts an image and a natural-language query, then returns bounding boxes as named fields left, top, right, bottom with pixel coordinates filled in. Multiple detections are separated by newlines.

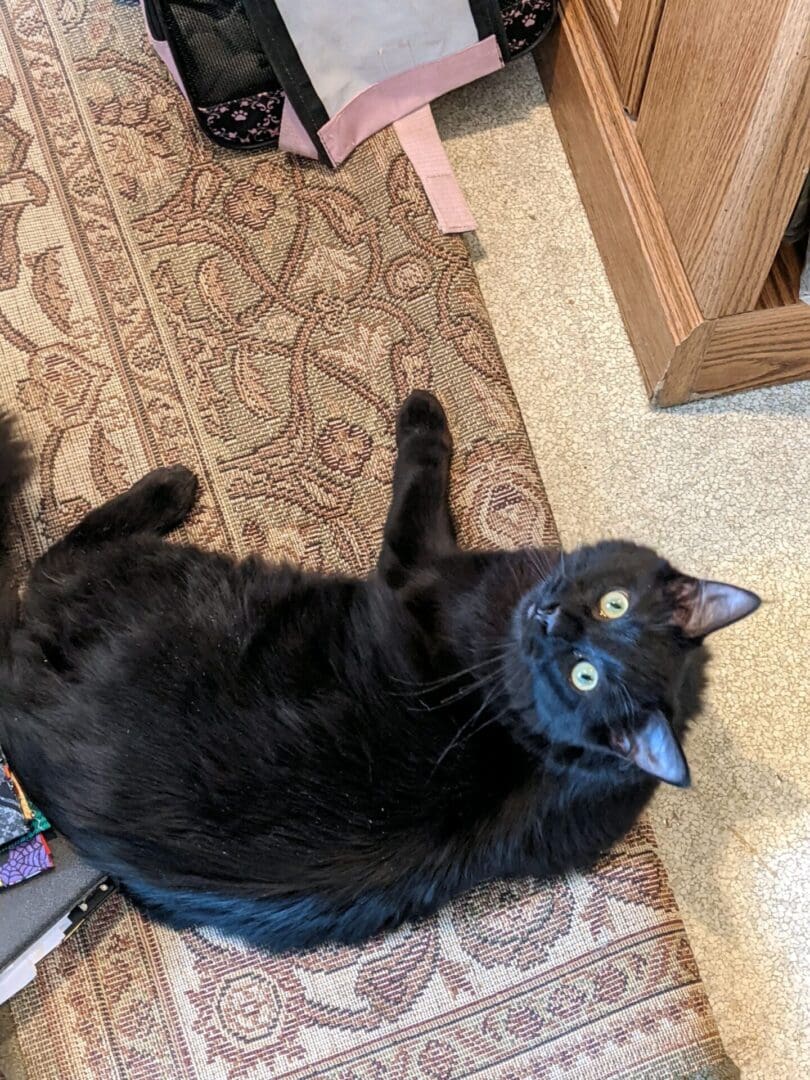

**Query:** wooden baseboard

left=535, top=1, right=810, bottom=405
left=693, top=303, right=810, bottom=398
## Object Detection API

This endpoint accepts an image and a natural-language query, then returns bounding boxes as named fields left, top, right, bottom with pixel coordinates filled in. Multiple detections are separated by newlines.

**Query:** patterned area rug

left=0, top=1, right=738, bottom=1077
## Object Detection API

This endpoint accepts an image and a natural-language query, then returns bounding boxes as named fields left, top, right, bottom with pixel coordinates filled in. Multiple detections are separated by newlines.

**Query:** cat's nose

left=533, top=604, right=562, bottom=635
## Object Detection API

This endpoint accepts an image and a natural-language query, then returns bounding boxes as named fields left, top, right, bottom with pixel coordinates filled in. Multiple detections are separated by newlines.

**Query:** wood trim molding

left=536, top=0, right=702, bottom=398
left=652, top=323, right=713, bottom=407
left=617, top=0, right=665, bottom=116
left=692, top=304, right=810, bottom=398
left=584, top=0, right=620, bottom=83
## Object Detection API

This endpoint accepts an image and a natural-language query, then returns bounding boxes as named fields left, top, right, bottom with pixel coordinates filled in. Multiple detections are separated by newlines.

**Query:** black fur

left=0, top=394, right=754, bottom=950
left=0, top=412, right=31, bottom=652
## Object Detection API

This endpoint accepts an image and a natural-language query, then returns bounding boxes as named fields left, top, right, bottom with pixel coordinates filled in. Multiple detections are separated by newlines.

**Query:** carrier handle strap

left=393, top=105, right=476, bottom=235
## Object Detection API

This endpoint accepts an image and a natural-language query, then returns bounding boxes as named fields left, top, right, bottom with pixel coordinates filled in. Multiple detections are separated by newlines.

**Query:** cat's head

left=510, top=541, right=759, bottom=788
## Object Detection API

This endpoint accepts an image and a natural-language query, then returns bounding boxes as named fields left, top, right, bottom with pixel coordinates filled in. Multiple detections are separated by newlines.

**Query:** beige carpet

left=436, top=54, right=810, bottom=1080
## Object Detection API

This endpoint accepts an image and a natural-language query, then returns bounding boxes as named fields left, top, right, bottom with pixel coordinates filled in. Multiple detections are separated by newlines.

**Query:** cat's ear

left=610, top=711, right=690, bottom=787
left=670, top=577, right=760, bottom=638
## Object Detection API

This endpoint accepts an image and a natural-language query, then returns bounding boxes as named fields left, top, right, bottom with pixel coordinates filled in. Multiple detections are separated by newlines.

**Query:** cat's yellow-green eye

left=571, top=660, right=599, bottom=692
left=599, top=590, right=630, bottom=620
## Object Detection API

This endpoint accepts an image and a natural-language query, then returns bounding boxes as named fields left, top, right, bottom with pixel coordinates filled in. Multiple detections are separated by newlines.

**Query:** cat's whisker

left=526, top=547, right=554, bottom=584
left=449, top=695, right=517, bottom=761
left=396, top=656, right=513, bottom=714
left=434, top=673, right=502, bottom=709
left=430, top=677, right=504, bottom=774
left=389, top=649, right=508, bottom=695
left=426, top=647, right=514, bottom=711
left=429, top=652, right=531, bottom=773
left=418, top=653, right=509, bottom=698
left=615, top=678, right=636, bottom=723
left=512, top=563, right=523, bottom=592
left=411, top=672, right=500, bottom=715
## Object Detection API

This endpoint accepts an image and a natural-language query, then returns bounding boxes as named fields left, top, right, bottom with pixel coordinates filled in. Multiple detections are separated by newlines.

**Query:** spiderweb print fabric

left=0, top=748, right=53, bottom=888
left=0, top=835, right=54, bottom=887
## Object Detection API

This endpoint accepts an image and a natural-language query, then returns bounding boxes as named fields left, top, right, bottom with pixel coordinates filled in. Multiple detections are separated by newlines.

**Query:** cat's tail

left=0, top=412, right=31, bottom=639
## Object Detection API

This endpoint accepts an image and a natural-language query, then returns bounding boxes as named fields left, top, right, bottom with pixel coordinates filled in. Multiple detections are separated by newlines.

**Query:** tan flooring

left=436, top=55, right=810, bottom=1080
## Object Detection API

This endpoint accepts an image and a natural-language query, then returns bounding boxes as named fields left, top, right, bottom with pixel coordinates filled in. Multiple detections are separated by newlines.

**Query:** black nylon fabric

left=469, top=0, right=510, bottom=58
left=162, top=0, right=276, bottom=105
left=240, top=0, right=330, bottom=160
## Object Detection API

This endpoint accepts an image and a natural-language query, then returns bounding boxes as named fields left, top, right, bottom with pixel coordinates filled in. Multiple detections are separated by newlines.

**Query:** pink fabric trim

left=318, top=36, right=503, bottom=166
left=141, top=7, right=189, bottom=102
left=394, top=106, right=476, bottom=234
left=279, top=100, right=321, bottom=159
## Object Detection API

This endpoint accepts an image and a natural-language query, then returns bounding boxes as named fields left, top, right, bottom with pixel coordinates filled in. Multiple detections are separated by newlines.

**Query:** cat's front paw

left=396, top=391, right=450, bottom=448
left=129, top=465, right=199, bottom=533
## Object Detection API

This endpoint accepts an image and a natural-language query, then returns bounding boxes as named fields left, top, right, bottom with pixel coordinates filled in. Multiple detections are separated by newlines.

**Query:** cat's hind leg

left=377, top=391, right=456, bottom=587
left=49, top=465, right=198, bottom=551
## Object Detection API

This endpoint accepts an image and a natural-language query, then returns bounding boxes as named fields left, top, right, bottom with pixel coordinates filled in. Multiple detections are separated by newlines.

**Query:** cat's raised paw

left=128, top=465, right=199, bottom=534
left=396, top=391, right=450, bottom=446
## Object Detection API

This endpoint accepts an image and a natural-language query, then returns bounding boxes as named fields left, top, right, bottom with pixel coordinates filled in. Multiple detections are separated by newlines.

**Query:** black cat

left=0, top=395, right=759, bottom=950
